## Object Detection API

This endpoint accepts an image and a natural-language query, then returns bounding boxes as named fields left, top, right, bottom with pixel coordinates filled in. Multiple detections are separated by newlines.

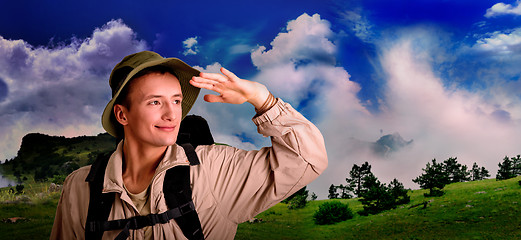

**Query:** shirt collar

left=102, top=141, right=190, bottom=193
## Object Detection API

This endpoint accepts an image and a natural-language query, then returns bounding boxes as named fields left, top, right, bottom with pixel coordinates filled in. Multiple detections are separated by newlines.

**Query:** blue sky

left=1, top=0, right=521, bottom=198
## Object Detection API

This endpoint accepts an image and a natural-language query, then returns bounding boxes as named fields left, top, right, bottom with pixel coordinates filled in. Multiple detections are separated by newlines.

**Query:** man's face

left=117, top=72, right=183, bottom=148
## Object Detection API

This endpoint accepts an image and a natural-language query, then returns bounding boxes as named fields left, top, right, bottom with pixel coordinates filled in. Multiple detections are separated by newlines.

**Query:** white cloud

left=252, top=13, right=336, bottom=69
left=0, top=19, right=147, bottom=160
left=473, top=27, right=521, bottom=54
left=339, top=9, right=374, bottom=42
left=250, top=13, right=374, bottom=198
left=485, top=0, right=521, bottom=17
left=250, top=14, right=363, bottom=113
left=309, top=28, right=521, bottom=198
left=182, top=36, right=199, bottom=56
left=193, top=62, right=222, bottom=73
left=368, top=31, right=521, bottom=190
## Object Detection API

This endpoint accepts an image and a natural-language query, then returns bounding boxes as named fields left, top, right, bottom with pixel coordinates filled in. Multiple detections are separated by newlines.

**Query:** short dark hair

left=112, top=65, right=179, bottom=138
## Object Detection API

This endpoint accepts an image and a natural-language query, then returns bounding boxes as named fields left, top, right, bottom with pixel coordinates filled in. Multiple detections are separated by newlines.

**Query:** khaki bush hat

left=101, top=51, right=200, bottom=138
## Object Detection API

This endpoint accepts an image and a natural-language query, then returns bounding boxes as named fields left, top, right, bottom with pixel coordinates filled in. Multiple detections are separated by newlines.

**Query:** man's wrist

left=247, top=82, right=270, bottom=109
left=254, top=91, right=277, bottom=116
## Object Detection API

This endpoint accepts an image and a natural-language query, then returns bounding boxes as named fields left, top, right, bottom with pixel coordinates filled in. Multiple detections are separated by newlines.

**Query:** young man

left=50, top=51, right=327, bottom=239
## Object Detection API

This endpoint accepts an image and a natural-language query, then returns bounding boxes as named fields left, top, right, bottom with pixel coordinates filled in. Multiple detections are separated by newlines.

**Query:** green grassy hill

left=1, top=176, right=519, bottom=239
left=2, top=133, right=116, bottom=181
left=236, top=176, right=521, bottom=240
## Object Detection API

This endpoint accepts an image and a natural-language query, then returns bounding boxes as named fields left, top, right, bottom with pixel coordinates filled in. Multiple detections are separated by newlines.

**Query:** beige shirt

left=50, top=99, right=328, bottom=240
left=124, top=185, right=152, bottom=239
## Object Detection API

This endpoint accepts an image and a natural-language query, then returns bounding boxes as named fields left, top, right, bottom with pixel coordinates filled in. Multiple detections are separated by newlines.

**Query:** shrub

left=287, top=194, right=307, bottom=209
left=51, top=175, right=67, bottom=185
left=313, top=201, right=353, bottom=225
left=311, top=192, right=318, bottom=201
left=15, top=184, right=25, bottom=194
left=283, top=186, right=309, bottom=210
left=424, top=188, right=444, bottom=197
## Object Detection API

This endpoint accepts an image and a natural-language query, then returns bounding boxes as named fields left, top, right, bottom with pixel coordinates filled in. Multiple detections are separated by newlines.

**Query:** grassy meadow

left=1, top=176, right=520, bottom=240
left=236, top=176, right=521, bottom=239
left=0, top=180, right=60, bottom=239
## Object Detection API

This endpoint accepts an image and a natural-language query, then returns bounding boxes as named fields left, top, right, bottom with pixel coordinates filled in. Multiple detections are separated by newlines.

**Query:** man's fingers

left=189, top=79, right=211, bottom=90
left=220, top=67, right=238, bottom=80
left=198, top=72, right=229, bottom=83
left=197, top=68, right=239, bottom=83
left=190, top=78, right=224, bottom=92
left=203, top=94, right=224, bottom=103
left=191, top=77, right=219, bottom=85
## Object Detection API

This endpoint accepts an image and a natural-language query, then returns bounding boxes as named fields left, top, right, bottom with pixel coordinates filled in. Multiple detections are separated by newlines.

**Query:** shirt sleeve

left=198, top=99, right=328, bottom=223
left=50, top=167, right=90, bottom=240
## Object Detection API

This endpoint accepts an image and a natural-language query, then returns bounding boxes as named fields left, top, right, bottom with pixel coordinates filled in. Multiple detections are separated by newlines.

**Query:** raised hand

left=190, top=67, right=269, bottom=109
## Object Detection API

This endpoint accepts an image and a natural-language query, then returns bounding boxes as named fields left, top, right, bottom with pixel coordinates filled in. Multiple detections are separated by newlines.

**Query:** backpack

left=84, top=115, right=214, bottom=240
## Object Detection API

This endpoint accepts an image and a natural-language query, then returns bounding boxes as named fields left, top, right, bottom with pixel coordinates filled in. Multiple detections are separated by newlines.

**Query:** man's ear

left=114, top=104, right=129, bottom=126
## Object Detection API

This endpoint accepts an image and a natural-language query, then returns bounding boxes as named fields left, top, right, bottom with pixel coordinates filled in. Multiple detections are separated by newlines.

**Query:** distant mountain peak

left=372, top=132, right=413, bottom=157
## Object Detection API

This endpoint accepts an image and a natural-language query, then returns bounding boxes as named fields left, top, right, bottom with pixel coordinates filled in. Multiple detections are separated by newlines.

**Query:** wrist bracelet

left=255, top=92, right=276, bottom=116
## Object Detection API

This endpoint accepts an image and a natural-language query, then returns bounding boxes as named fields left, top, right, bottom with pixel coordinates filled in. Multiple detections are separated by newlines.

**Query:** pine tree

left=337, top=184, right=352, bottom=199
left=471, top=162, right=480, bottom=181
left=413, top=159, right=449, bottom=196
left=311, top=192, right=318, bottom=201
left=471, top=162, right=490, bottom=181
left=328, top=184, right=338, bottom=199
left=358, top=173, right=391, bottom=215
left=345, top=162, right=372, bottom=197
left=357, top=174, right=409, bottom=216
left=388, top=178, right=410, bottom=205
left=511, top=155, right=521, bottom=176
left=496, top=156, right=516, bottom=180
left=480, top=166, right=490, bottom=179
left=443, top=157, right=470, bottom=183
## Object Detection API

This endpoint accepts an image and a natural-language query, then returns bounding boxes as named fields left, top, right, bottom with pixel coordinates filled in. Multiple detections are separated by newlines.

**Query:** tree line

left=1, top=133, right=116, bottom=183
left=328, top=161, right=410, bottom=215
left=328, top=154, right=521, bottom=216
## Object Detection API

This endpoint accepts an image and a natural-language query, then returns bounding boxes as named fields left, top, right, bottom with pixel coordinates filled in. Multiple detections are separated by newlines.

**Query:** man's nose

left=162, top=102, right=178, bottom=121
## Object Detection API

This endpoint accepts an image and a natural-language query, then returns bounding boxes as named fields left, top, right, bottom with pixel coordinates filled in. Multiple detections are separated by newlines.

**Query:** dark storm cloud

left=0, top=19, right=147, bottom=160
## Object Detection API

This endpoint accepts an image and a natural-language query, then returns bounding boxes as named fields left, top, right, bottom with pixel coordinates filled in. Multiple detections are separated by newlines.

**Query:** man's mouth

left=155, top=126, right=176, bottom=132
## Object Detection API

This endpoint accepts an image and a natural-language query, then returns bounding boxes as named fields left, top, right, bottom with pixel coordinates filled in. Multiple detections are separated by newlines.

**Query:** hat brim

left=101, top=58, right=200, bottom=138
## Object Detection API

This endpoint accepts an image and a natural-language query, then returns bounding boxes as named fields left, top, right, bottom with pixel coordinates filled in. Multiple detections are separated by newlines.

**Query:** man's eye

left=174, top=100, right=181, bottom=105
left=149, top=100, right=160, bottom=105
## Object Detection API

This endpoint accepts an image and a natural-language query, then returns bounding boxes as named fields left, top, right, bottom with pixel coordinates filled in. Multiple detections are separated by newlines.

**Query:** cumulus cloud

left=473, top=27, right=521, bottom=54
left=485, top=0, right=521, bottom=18
left=250, top=13, right=374, bottom=197
left=252, top=14, right=337, bottom=69
left=182, top=36, right=199, bottom=56
left=0, top=19, right=147, bottom=160
left=251, top=13, right=363, bottom=112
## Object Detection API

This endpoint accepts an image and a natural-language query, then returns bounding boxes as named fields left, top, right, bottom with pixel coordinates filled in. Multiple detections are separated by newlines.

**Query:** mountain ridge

left=2, top=132, right=116, bottom=180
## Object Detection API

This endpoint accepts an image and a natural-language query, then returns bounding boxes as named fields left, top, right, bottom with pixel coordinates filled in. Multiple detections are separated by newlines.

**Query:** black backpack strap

left=162, top=143, right=204, bottom=240
left=85, top=152, right=116, bottom=240
left=180, top=143, right=200, bottom=165
left=163, top=167, right=204, bottom=240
